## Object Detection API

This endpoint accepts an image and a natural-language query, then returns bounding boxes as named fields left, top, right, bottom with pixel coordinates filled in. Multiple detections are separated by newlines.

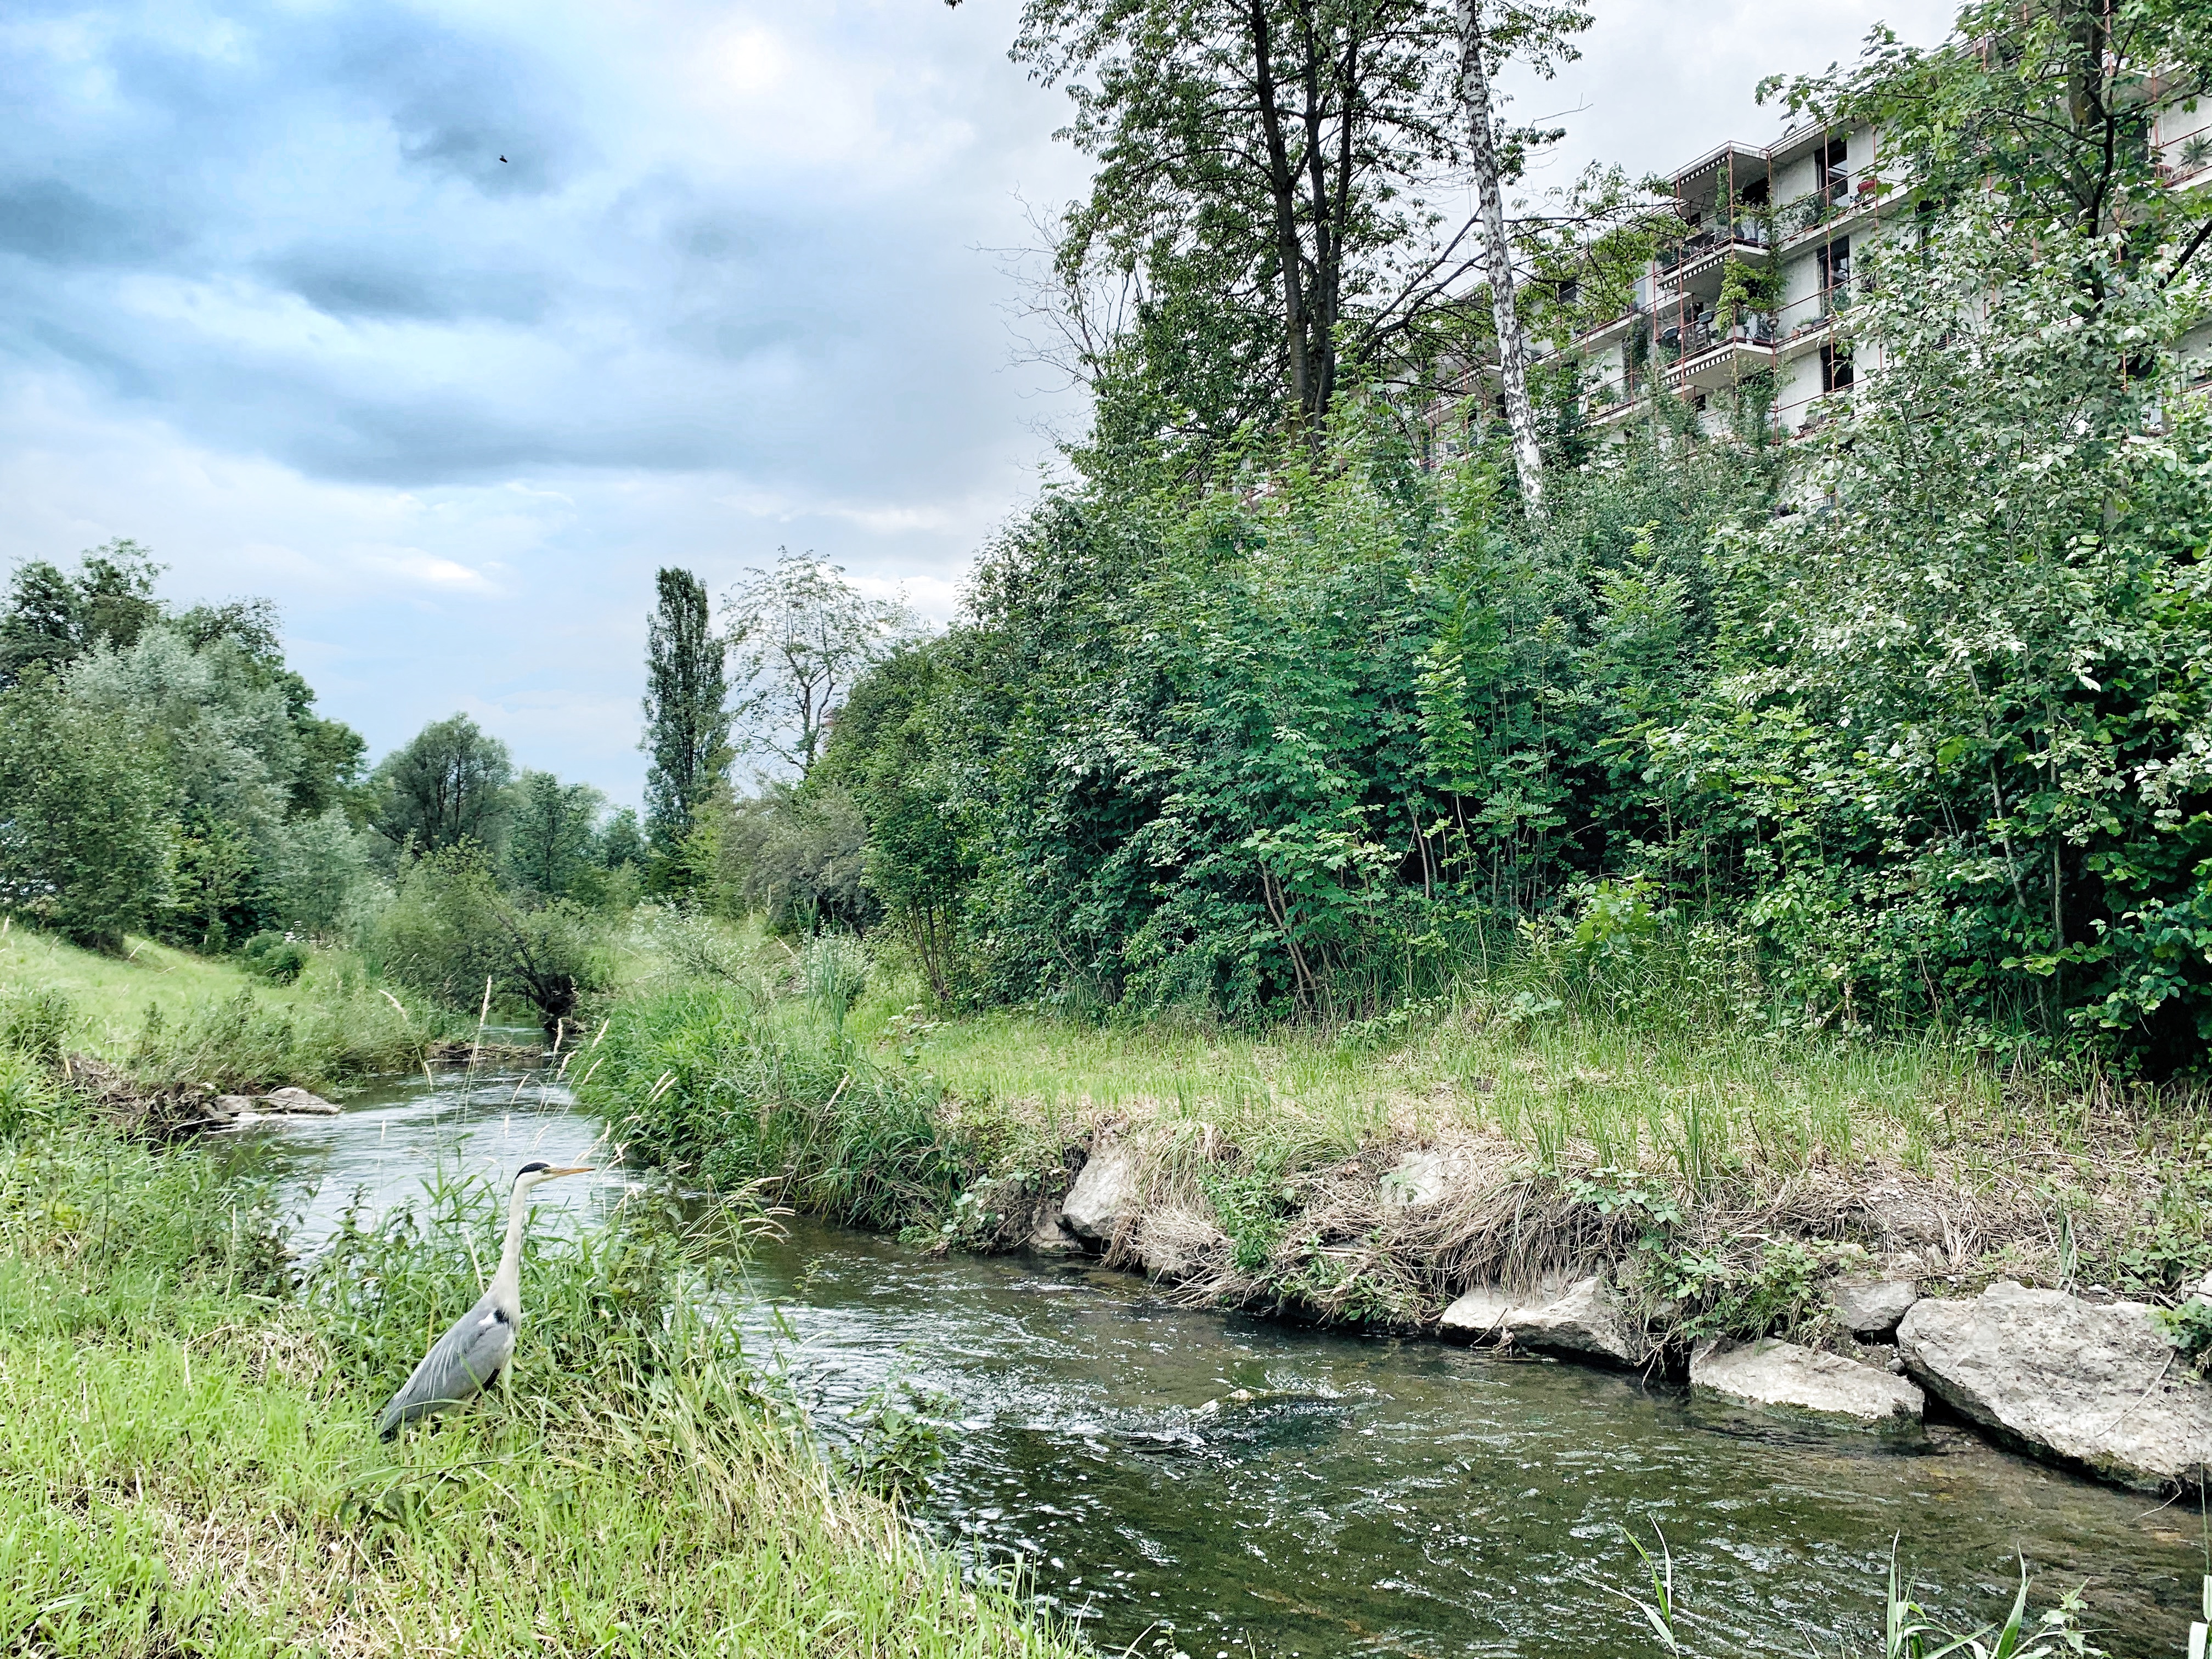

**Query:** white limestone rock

left=261, top=1086, right=340, bottom=1115
left=1438, top=1285, right=1519, bottom=1339
left=1692, top=1338, right=1923, bottom=1423
left=1830, top=1278, right=1921, bottom=1340
left=1898, top=1280, right=2212, bottom=1490
left=1381, top=1149, right=1456, bottom=1210
left=1502, top=1276, right=1639, bottom=1367
left=1059, top=1137, right=1142, bottom=1246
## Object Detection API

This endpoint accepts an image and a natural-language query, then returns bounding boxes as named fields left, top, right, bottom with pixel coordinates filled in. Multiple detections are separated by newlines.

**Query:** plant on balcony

left=1712, top=256, right=1782, bottom=338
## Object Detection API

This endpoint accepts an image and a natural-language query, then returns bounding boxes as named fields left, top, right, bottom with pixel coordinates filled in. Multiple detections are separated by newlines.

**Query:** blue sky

left=0, top=0, right=1950, bottom=803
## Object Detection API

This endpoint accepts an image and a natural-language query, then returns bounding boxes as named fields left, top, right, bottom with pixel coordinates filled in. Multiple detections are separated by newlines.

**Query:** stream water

left=247, top=1060, right=2205, bottom=1658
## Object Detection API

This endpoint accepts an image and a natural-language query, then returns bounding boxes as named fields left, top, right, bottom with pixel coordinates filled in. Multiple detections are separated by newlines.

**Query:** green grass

left=587, top=920, right=2210, bottom=1312
left=0, top=923, right=465, bottom=1097
left=0, top=1118, right=1072, bottom=1659
left=0, top=924, right=291, bottom=1052
left=843, top=979, right=2045, bottom=1187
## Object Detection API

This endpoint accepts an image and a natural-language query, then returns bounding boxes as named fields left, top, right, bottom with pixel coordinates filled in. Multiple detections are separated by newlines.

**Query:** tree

left=373, top=845, right=611, bottom=1036
left=725, top=551, right=911, bottom=775
left=1010, top=0, right=1591, bottom=474
left=1457, top=0, right=1590, bottom=516
left=0, top=541, right=166, bottom=687
left=0, top=672, right=173, bottom=946
left=506, top=770, right=606, bottom=898
left=1763, top=0, right=2212, bottom=278
left=371, top=714, right=514, bottom=855
left=641, top=568, right=732, bottom=859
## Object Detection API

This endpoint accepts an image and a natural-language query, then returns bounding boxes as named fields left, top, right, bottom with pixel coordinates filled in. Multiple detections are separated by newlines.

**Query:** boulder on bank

left=1439, top=1285, right=1519, bottom=1339
left=1830, top=1278, right=1921, bottom=1340
left=262, top=1086, right=340, bottom=1115
left=1897, top=1280, right=2212, bottom=1490
left=1692, top=1338, right=1923, bottom=1423
left=1060, top=1137, right=1142, bottom=1247
left=1026, top=1195, right=1082, bottom=1254
left=1503, top=1276, right=1639, bottom=1367
left=1381, top=1149, right=1458, bottom=1210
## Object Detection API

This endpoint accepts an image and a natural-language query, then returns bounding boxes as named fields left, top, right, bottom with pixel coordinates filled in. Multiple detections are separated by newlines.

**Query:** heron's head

left=514, top=1159, right=594, bottom=1190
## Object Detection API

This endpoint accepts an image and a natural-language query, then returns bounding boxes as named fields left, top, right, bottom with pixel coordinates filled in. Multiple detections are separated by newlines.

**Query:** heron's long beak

left=544, top=1165, right=595, bottom=1178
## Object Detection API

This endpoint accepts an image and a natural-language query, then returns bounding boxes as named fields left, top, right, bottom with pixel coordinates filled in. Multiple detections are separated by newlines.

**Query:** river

left=245, top=1059, right=2206, bottom=1658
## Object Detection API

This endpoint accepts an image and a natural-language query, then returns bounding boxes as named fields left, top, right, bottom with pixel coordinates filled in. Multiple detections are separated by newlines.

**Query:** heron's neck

left=490, top=1182, right=532, bottom=1313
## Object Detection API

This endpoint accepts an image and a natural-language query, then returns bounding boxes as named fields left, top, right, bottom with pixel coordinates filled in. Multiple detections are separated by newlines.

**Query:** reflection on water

left=248, top=1068, right=2205, bottom=1658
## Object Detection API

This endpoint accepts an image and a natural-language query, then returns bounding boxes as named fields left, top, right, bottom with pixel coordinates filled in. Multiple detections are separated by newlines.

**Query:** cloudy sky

left=0, top=0, right=1952, bottom=802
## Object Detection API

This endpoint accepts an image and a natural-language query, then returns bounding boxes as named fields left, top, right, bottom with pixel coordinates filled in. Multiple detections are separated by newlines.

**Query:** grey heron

left=375, top=1160, right=594, bottom=1438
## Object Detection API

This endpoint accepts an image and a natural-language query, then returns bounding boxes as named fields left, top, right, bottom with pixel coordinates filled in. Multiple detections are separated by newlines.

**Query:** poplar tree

left=641, top=567, right=732, bottom=858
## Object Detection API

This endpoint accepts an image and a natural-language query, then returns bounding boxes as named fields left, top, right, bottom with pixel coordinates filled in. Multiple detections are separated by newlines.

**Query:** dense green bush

left=579, top=984, right=973, bottom=1230
left=373, top=844, right=613, bottom=1034
left=815, top=204, right=2212, bottom=1069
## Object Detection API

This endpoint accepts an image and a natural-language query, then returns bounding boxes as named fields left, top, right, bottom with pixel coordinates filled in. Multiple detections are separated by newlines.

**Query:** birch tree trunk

left=1457, top=0, right=1545, bottom=518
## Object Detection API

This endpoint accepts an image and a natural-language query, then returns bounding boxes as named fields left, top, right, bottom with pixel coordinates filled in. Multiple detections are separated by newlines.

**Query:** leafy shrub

left=373, top=844, right=612, bottom=1033
left=240, top=930, right=309, bottom=984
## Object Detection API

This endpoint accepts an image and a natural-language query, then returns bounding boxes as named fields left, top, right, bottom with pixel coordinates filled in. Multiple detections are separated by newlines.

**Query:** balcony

left=1775, top=171, right=1883, bottom=241
left=1657, top=216, right=1773, bottom=274
left=1660, top=311, right=1778, bottom=365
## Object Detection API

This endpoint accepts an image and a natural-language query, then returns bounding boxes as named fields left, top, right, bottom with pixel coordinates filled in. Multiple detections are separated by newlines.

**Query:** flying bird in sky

left=499, top=155, right=508, bottom=162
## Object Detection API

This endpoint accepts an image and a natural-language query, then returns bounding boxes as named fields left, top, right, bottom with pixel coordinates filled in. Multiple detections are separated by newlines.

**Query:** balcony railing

left=1657, top=217, right=1773, bottom=273
left=1658, top=311, right=1778, bottom=364
left=1774, top=171, right=1879, bottom=239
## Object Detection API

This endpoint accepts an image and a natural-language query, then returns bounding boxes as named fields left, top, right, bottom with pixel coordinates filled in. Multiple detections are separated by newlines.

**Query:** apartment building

left=1437, top=89, right=2210, bottom=446
left=1568, top=120, right=1881, bottom=435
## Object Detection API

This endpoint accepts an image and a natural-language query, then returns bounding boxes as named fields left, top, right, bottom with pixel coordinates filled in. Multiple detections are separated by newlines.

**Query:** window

left=1815, top=135, right=1849, bottom=194
left=1740, top=177, right=1770, bottom=208
left=1818, top=235, right=1852, bottom=296
left=1820, top=343, right=1854, bottom=393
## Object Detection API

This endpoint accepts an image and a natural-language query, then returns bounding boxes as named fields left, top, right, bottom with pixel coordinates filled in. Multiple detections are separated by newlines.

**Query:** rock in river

left=262, top=1086, right=340, bottom=1115
left=1503, top=1276, right=1639, bottom=1367
left=1898, top=1280, right=2212, bottom=1490
left=1060, top=1136, right=1142, bottom=1246
left=1692, top=1338, right=1923, bottom=1423
left=1829, top=1277, right=1921, bottom=1340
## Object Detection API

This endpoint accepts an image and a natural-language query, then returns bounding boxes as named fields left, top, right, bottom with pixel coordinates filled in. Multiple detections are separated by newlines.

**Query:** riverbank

left=2, top=1116, right=1071, bottom=1658
left=0, top=924, right=479, bottom=1130
left=581, top=949, right=2212, bottom=1494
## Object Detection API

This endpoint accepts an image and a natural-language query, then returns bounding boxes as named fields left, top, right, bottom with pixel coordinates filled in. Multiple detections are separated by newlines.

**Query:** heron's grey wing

left=375, top=1291, right=516, bottom=1437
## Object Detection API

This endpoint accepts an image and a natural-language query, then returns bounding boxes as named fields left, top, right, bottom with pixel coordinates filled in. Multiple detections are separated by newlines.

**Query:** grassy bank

left=0, top=924, right=466, bottom=1110
left=581, top=924, right=2211, bottom=1341
left=1, top=1116, right=1070, bottom=1658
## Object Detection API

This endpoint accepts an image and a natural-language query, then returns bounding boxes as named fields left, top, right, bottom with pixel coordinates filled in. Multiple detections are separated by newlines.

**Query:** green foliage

left=2156, top=1296, right=2212, bottom=1375
left=712, top=782, right=873, bottom=932
left=1197, top=1154, right=1295, bottom=1274
left=0, top=672, right=174, bottom=946
left=725, top=551, right=910, bottom=776
left=239, top=929, right=309, bottom=984
left=505, top=768, right=608, bottom=899
left=831, top=1380, right=956, bottom=1502
left=581, top=983, right=976, bottom=1231
left=0, top=540, right=163, bottom=687
left=642, top=566, right=733, bottom=865
left=372, top=844, right=612, bottom=1032
left=370, top=712, right=514, bottom=857
left=0, top=986, right=71, bottom=1065
left=121, top=981, right=436, bottom=1096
